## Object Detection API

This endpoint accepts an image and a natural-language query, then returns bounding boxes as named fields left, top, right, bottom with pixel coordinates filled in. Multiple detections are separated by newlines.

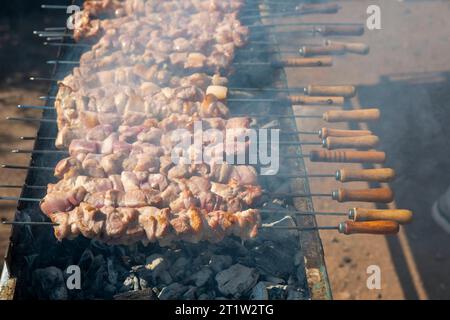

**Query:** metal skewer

left=261, top=207, right=412, bottom=224
left=261, top=220, right=400, bottom=235
left=1, top=164, right=54, bottom=171
left=1, top=220, right=59, bottom=226
left=11, top=149, right=69, bottom=155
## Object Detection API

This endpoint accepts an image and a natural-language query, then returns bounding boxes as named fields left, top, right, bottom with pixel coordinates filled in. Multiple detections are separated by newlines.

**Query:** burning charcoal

left=32, top=267, right=68, bottom=300
left=158, top=283, right=189, bottom=300
left=189, top=267, right=213, bottom=287
left=159, top=271, right=174, bottom=285
left=250, top=242, right=295, bottom=278
left=182, top=286, right=198, bottom=300
left=287, top=288, right=306, bottom=300
left=198, top=292, right=215, bottom=300
left=114, top=288, right=157, bottom=300
left=122, top=275, right=140, bottom=292
left=267, top=285, right=288, bottom=300
left=107, top=258, right=119, bottom=285
left=213, top=238, right=249, bottom=256
left=250, top=282, right=269, bottom=300
left=263, top=276, right=285, bottom=285
left=215, top=264, right=259, bottom=298
left=78, top=249, right=95, bottom=270
left=258, top=215, right=298, bottom=245
left=145, top=255, right=168, bottom=277
left=169, top=256, right=191, bottom=280
left=208, top=254, right=233, bottom=273
left=139, top=277, right=149, bottom=290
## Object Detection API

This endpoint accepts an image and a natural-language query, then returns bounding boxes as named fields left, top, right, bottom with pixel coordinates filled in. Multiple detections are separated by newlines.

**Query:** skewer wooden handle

left=300, top=44, right=346, bottom=57
left=319, top=128, right=372, bottom=139
left=336, top=168, right=396, bottom=182
left=349, top=208, right=413, bottom=224
left=323, top=108, right=380, bottom=122
left=332, top=187, right=394, bottom=203
left=289, top=95, right=344, bottom=105
left=309, top=150, right=386, bottom=163
left=338, top=221, right=399, bottom=235
left=297, top=3, right=340, bottom=14
left=318, top=25, right=365, bottom=36
left=325, top=40, right=370, bottom=55
left=324, top=135, right=379, bottom=150
left=306, top=85, right=356, bottom=98
left=278, top=57, right=333, bottom=67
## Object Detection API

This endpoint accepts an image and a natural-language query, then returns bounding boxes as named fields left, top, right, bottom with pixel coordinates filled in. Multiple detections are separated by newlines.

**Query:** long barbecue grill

left=0, top=0, right=411, bottom=300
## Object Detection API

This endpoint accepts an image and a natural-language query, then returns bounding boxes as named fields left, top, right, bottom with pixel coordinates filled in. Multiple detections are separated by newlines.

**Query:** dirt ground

left=1, top=1, right=450, bottom=300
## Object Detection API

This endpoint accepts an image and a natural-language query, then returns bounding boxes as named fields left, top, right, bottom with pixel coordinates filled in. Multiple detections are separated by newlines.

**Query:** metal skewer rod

left=47, top=60, right=79, bottom=65
left=44, top=27, right=66, bottom=31
left=11, top=149, right=69, bottom=155
left=30, top=76, right=59, bottom=82
left=0, top=184, right=47, bottom=190
left=262, top=207, right=412, bottom=224
left=1, top=220, right=59, bottom=226
left=44, top=42, right=91, bottom=48
left=17, top=105, right=55, bottom=111
left=240, top=9, right=340, bottom=22
left=41, top=4, right=68, bottom=9
left=1, top=164, right=54, bottom=171
left=0, top=196, right=41, bottom=202
left=241, top=2, right=340, bottom=17
left=261, top=221, right=400, bottom=235
left=6, top=116, right=56, bottom=123
left=20, top=136, right=55, bottom=141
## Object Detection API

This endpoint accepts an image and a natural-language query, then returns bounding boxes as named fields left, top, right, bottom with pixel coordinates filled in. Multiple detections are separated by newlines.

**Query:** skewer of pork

left=49, top=205, right=260, bottom=245
left=41, top=174, right=262, bottom=217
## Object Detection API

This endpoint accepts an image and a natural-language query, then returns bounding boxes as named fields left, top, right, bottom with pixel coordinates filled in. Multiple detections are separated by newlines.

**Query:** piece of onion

left=206, top=85, right=228, bottom=100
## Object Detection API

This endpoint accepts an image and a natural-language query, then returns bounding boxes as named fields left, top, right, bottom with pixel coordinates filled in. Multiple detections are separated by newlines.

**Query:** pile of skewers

left=2, top=0, right=412, bottom=247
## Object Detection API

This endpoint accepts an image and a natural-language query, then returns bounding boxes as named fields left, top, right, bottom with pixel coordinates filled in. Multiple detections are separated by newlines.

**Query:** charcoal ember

left=267, top=285, right=288, bottom=300
left=169, top=256, right=191, bottom=280
left=182, top=286, right=198, bottom=300
left=107, top=257, right=119, bottom=285
left=122, top=275, right=140, bottom=291
left=287, top=288, right=307, bottom=300
left=215, top=264, right=259, bottom=298
left=258, top=215, right=298, bottom=245
left=188, top=267, right=213, bottom=287
left=114, top=288, right=157, bottom=300
left=158, top=282, right=189, bottom=300
left=250, top=281, right=269, bottom=300
left=198, top=292, right=216, bottom=300
left=139, top=277, right=150, bottom=289
left=78, top=249, right=94, bottom=270
left=213, top=238, right=249, bottom=256
left=145, top=255, right=168, bottom=276
left=263, top=275, right=285, bottom=285
left=208, top=254, right=233, bottom=273
left=32, top=267, right=68, bottom=300
left=159, top=271, right=174, bottom=285
left=250, top=242, right=295, bottom=278
left=192, top=251, right=213, bottom=269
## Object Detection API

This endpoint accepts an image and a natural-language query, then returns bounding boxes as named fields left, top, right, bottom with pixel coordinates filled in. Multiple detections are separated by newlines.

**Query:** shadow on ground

left=357, top=71, right=450, bottom=299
